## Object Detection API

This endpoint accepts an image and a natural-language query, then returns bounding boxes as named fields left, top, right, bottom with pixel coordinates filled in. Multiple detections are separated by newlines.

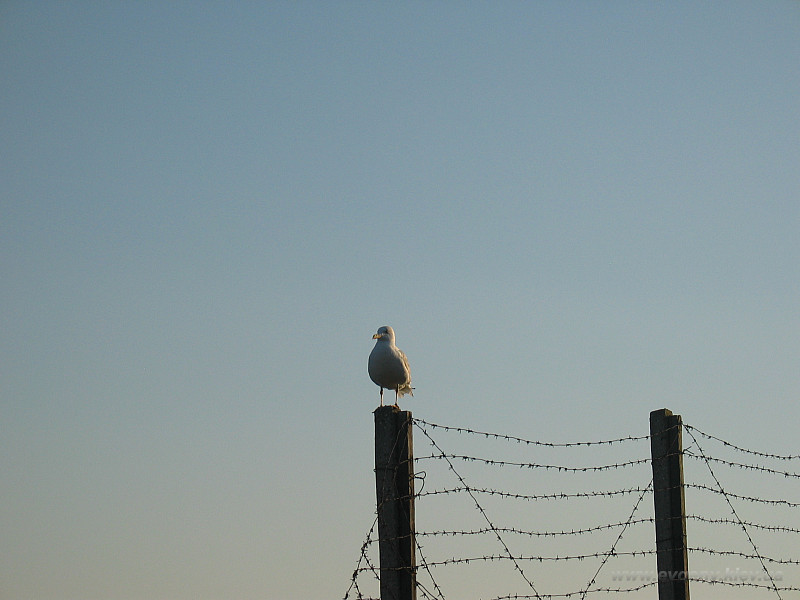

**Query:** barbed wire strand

left=687, top=514, right=800, bottom=534
left=413, top=418, right=654, bottom=447
left=416, top=580, right=443, bottom=600
left=684, top=423, right=800, bottom=461
left=685, top=482, right=800, bottom=507
left=684, top=449, right=800, bottom=478
left=415, top=420, right=543, bottom=599
left=683, top=424, right=784, bottom=599
left=689, top=577, right=800, bottom=592
left=487, top=581, right=658, bottom=599
left=417, top=485, right=650, bottom=502
left=360, top=549, right=651, bottom=568
left=686, top=547, right=800, bottom=565
left=414, top=512, right=800, bottom=540
left=353, top=544, right=800, bottom=571
left=415, top=517, right=654, bottom=539
left=415, top=453, right=653, bottom=472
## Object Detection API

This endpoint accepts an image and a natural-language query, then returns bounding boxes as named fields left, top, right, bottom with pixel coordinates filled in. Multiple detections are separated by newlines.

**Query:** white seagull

left=368, top=325, right=413, bottom=407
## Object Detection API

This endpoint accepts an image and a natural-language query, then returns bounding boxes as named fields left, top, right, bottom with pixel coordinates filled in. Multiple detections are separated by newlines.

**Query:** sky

left=1, top=2, right=799, bottom=599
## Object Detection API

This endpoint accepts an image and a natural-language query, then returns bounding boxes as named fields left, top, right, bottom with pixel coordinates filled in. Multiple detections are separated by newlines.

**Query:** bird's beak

left=372, top=333, right=382, bottom=339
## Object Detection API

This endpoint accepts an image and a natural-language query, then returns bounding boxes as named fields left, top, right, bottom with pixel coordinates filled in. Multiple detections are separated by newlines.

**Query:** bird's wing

left=398, top=349, right=411, bottom=380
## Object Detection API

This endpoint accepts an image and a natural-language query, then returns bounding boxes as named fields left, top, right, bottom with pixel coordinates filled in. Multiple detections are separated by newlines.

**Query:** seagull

left=368, top=325, right=413, bottom=407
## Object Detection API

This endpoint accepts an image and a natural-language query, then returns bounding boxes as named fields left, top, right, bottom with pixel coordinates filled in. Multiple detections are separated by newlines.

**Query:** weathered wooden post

left=374, top=405, right=416, bottom=600
left=650, top=408, right=690, bottom=600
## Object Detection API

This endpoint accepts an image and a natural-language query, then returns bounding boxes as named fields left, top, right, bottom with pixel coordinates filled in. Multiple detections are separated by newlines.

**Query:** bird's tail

left=398, top=384, right=414, bottom=397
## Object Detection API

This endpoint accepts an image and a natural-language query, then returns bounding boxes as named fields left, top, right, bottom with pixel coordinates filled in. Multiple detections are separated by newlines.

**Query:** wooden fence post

left=374, top=405, right=416, bottom=600
left=650, top=408, right=690, bottom=600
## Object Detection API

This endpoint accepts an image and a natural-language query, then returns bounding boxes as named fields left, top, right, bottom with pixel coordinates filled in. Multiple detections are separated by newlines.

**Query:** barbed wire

left=353, top=550, right=653, bottom=570
left=348, top=534, right=800, bottom=597
left=347, top=413, right=800, bottom=600
left=683, top=425, right=786, bottom=598
left=686, top=481, right=800, bottom=507
left=688, top=577, right=800, bottom=592
left=416, top=518, right=654, bottom=539
left=370, top=513, right=800, bottom=544
left=487, top=578, right=800, bottom=596
left=413, top=418, right=654, bottom=447
left=343, top=516, right=379, bottom=600
left=486, top=583, right=657, bottom=599
left=579, top=479, right=653, bottom=599
left=687, top=513, right=800, bottom=534
left=687, top=547, right=800, bottom=565
left=416, top=485, right=650, bottom=502
left=414, top=519, right=447, bottom=600
left=415, top=420, right=543, bottom=598
left=684, top=449, right=800, bottom=478
left=352, top=546, right=800, bottom=571
left=415, top=453, right=653, bottom=472
left=683, top=423, right=800, bottom=461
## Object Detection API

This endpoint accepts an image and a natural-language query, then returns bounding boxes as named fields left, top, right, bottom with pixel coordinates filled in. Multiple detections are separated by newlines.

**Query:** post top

left=373, top=404, right=412, bottom=417
left=650, top=408, right=673, bottom=419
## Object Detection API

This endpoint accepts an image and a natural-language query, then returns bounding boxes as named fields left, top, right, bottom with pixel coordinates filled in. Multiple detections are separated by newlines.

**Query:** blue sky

left=2, top=2, right=799, bottom=599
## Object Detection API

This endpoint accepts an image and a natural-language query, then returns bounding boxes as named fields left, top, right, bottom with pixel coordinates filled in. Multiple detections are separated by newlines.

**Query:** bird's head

left=372, top=325, right=395, bottom=341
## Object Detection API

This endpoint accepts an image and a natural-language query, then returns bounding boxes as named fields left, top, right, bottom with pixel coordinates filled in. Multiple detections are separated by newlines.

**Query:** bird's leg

left=380, top=387, right=384, bottom=406
left=393, top=387, right=399, bottom=409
